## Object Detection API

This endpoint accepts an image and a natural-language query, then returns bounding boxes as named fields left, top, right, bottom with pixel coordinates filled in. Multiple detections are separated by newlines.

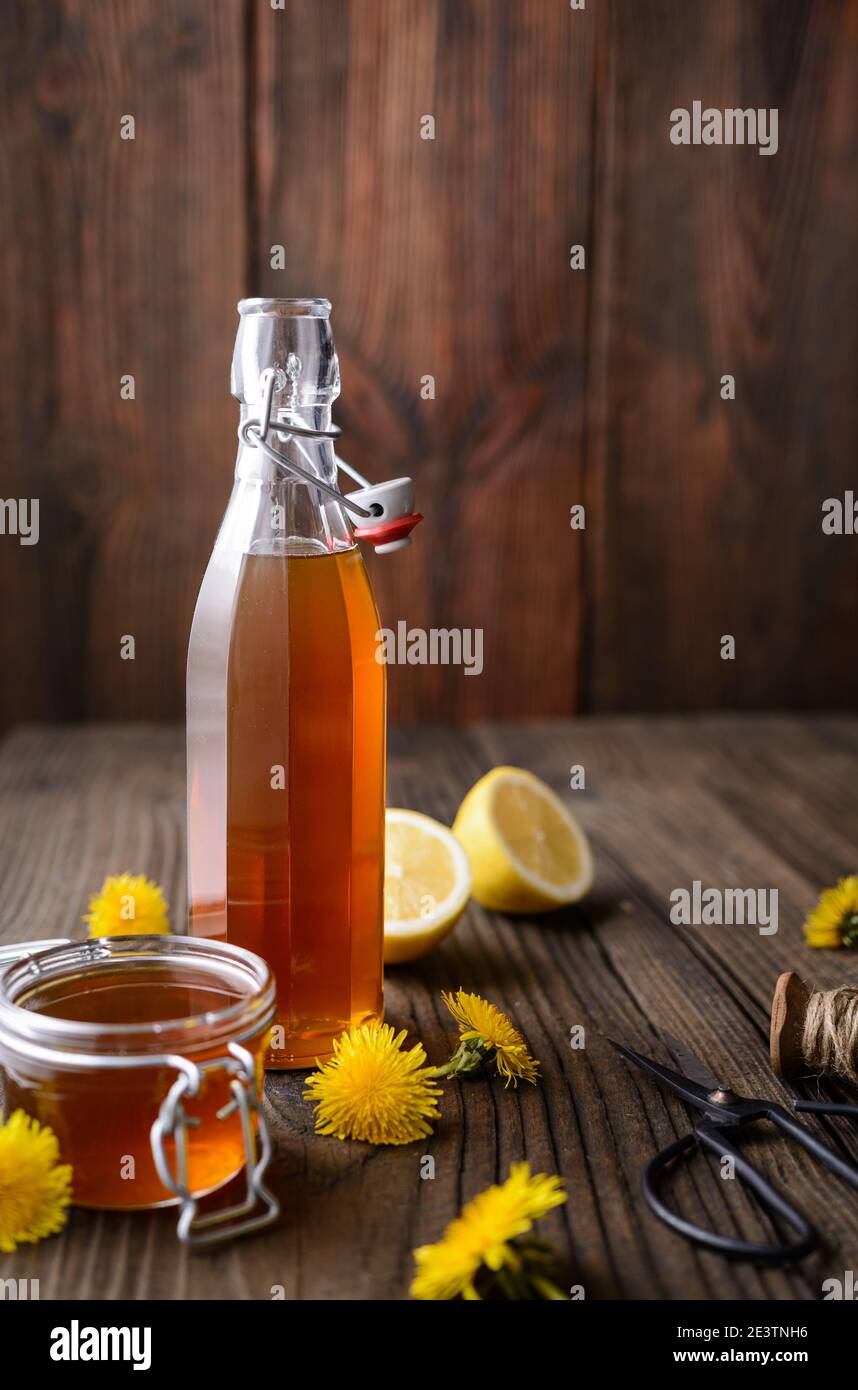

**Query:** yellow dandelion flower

left=435, top=989, right=540, bottom=1086
left=804, top=876, right=858, bottom=949
left=304, top=1024, right=442, bottom=1145
left=85, top=873, right=170, bottom=939
left=0, top=1110, right=73, bottom=1253
left=412, top=1162, right=566, bottom=1300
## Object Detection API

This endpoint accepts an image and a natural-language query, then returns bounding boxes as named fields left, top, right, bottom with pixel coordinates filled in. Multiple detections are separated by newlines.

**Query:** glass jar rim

left=0, top=936, right=275, bottom=1058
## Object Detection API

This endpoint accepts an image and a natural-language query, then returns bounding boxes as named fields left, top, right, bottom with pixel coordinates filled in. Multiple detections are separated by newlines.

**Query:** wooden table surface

left=1, top=717, right=857, bottom=1301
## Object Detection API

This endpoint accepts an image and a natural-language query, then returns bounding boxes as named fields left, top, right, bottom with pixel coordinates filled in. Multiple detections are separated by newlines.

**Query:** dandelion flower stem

left=430, top=1039, right=491, bottom=1080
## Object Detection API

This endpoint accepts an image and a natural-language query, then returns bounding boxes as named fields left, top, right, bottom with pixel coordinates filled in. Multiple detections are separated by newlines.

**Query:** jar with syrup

left=0, top=936, right=279, bottom=1244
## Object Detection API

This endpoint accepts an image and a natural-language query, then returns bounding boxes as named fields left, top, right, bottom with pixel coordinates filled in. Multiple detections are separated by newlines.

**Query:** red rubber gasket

left=353, top=512, right=424, bottom=544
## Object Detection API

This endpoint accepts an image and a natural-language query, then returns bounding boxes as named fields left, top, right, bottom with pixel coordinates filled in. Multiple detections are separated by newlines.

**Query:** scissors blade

left=609, top=1038, right=720, bottom=1112
left=660, top=1031, right=728, bottom=1094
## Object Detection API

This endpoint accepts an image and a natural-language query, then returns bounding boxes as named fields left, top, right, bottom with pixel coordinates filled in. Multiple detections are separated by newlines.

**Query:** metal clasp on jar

left=150, top=1041, right=279, bottom=1247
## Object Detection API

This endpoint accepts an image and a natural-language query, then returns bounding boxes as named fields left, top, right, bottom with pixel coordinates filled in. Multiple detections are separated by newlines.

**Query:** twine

left=801, top=986, right=858, bottom=1084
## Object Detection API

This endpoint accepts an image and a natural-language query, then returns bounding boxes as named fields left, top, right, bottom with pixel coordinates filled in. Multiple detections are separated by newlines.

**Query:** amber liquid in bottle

left=224, top=544, right=385, bottom=1068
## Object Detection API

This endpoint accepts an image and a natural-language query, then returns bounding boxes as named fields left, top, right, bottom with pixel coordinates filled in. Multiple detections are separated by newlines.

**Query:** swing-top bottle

left=187, top=298, right=385, bottom=1067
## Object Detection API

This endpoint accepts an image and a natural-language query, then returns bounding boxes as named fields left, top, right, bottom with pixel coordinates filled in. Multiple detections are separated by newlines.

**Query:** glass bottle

left=187, top=298, right=386, bottom=1068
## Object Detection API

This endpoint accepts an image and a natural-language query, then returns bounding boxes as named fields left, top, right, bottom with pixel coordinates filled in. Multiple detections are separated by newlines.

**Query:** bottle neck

left=235, top=407, right=337, bottom=485
left=230, top=300, right=348, bottom=550
left=232, top=412, right=352, bottom=553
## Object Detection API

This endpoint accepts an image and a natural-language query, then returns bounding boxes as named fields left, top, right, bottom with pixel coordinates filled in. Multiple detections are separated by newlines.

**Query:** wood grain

left=586, top=0, right=858, bottom=712
left=0, top=0, right=246, bottom=724
left=1, top=718, right=856, bottom=1300
left=1, top=1, right=857, bottom=717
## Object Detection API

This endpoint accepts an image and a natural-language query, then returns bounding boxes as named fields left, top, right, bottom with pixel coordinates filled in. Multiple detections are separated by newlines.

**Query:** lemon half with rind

left=383, top=809, right=472, bottom=964
left=452, top=766, right=593, bottom=913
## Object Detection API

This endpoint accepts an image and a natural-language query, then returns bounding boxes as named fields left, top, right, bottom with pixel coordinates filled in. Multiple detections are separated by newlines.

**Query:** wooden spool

left=770, top=971, right=811, bottom=1079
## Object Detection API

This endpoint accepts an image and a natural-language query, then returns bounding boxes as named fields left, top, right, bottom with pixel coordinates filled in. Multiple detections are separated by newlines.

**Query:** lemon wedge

left=452, top=766, right=593, bottom=912
left=383, top=809, right=472, bottom=964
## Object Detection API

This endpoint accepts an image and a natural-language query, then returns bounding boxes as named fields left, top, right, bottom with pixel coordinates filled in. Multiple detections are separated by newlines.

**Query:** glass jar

left=0, top=936, right=278, bottom=1246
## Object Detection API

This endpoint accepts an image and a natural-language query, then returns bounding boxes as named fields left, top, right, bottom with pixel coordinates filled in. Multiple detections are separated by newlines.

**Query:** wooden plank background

left=1, top=0, right=856, bottom=725
left=2, top=718, right=857, bottom=1299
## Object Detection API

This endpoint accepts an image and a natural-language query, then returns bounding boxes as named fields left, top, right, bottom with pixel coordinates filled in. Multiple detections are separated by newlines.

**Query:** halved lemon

left=383, top=809, right=472, bottom=964
left=452, top=766, right=593, bottom=913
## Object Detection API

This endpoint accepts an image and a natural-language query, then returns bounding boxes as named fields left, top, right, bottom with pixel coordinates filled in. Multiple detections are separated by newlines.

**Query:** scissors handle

left=644, top=1119, right=817, bottom=1262
left=764, top=1102, right=858, bottom=1189
left=795, top=1100, right=858, bottom=1119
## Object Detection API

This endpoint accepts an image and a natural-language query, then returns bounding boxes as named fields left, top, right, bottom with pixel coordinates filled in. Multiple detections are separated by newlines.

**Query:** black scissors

left=611, top=1036, right=858, bottom=1262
